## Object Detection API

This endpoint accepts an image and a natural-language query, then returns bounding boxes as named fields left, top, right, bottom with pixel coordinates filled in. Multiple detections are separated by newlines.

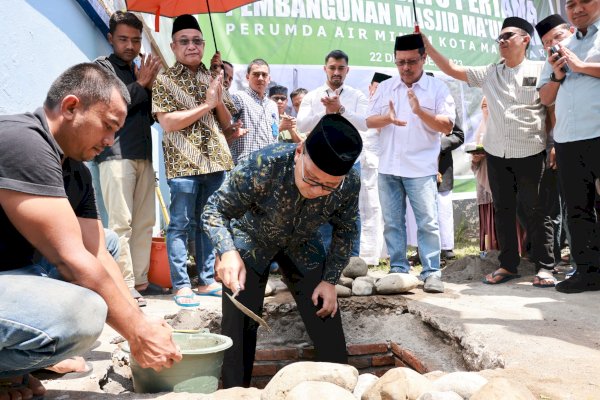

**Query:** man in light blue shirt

left=538, top=0, right=600, bottom=293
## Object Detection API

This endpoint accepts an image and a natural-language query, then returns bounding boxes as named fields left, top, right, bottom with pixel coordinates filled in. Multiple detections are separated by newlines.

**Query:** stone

left=261, top=361, right=358, bottom=400
left=367, top=270, right=387, bottom=280
left=362, top=367, right=432, bottom=400
left=205, top=387, right=262, bottom=400
left=286, top=381, right=356, bottom=400
left=264, top=282, right=275, bottom=297
left=416, top=391, right=463, bottom=400
left=336, top=284, right=352, bottom=297
left=432, top=371, right=487, bottom=398
left=354, top=373, right=379, bottom=399
left=342, top=256, right=369, bottom=278
left=375, top=273, right=420, bottom=294
left=339, top=275, right=354, bottom=288
left=470, top=378, right=537, bottom=400
left=423, top=371, right=446, bottom=381
left=356, top=275, right=377, bottom=285
left=352, top=278, right=374, bottom=296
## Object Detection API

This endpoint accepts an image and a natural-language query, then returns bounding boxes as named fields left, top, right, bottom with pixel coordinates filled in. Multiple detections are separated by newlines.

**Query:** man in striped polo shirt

left=422, top=17, right=556, bottom=286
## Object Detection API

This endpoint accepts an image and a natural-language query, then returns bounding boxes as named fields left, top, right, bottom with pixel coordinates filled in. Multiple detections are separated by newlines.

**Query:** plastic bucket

left=125, top=332, right=233, bottom=393
left=148, top=237, right=172, bottom=289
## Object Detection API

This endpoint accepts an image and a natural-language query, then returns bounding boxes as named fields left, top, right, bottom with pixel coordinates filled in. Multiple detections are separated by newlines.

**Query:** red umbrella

left=126, top=0, right=259, bottom=50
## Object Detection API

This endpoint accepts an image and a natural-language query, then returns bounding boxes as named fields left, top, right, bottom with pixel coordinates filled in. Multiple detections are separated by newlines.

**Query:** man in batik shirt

left=202, top=114, right=362, bottom=388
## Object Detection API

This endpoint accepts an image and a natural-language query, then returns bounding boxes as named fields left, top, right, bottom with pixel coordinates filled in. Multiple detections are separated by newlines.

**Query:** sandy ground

left=37, top=254, right=600, bottom=399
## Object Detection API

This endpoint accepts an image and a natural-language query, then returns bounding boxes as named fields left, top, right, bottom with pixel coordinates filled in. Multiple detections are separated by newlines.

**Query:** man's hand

left=312, top=281, right=338, bottom=318
left=548, top=146, right=557, bottom=170
left=210, top=51, right=223, bottom=74
left=206, top=74, right=223, bottom=109
left=560, top=46, right=584, bottom=74
left=407, top=90, right=421, bottom=115
left=128, top=316, right=182, bottom=371
left=134, top=53, right=162, bottom=89
left=216, top=250, right=246, bottom=291
left=548, top=48, right=568, bottom=80
left=320, top=95, right=342, bottom=114
left=279, top=115, right=296, bottom=131
left=223, top=121, right=247, bottom=143
left=471, top=153, right=486, bottom=163
left=387, top=100, right=408, bottom=127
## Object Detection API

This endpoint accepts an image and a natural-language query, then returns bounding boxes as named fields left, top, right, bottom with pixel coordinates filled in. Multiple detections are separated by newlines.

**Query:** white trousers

left=406, top=190, right=454, bottom=250
left=359, top=167, right=387, bottom=265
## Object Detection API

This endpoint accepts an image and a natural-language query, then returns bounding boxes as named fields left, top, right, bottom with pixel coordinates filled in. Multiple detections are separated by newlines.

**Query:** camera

left=549, top=44, right=561, bottom=55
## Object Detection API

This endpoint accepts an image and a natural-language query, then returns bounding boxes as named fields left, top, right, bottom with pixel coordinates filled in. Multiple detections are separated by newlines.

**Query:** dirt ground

left=38, top=252, right=600, bottom=399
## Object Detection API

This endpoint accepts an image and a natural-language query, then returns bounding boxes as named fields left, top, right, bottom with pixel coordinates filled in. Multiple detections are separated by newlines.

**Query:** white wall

left=0, top=0, right=112, bottom=114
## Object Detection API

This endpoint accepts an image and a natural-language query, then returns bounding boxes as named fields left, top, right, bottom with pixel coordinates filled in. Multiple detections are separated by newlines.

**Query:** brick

left=348, top=356, right=372, bottom=369
left=390, top=342, right=403, bottom=358
left=251, top=376, right=271, bottom=389
left=372, top=366, right=394, bottom=377
left=372, top=354, right=395, bottom=367
left=255, top=348, right=299, bottom=361
left=252, top=363, right=278, bottom=377
left=301, top=347, right=316, bottom=360
left=400, top=349, right=428, bottom=374
left=347, top=342, right=389, bottom=356
left=394, top=357, right=407, bottom=367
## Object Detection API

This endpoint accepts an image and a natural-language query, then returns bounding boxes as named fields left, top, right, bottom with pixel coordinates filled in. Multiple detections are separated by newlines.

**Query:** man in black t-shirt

left=0, top=63, right=181, bottom=398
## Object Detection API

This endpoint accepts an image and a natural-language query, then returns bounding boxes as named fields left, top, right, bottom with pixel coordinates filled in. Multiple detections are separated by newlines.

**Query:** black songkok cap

left=372, top=72, right=392, bottom=84
left=535, top=14, right=567, bottom=39
left=395, top=34, right=424, bottom=51
left=172, top=14, right=201, bottom=36
left=305, top=114, right=363, bottom=177
left=269, top=85, right=288, bottom=97
left=502, top=16, right=534, bottom=36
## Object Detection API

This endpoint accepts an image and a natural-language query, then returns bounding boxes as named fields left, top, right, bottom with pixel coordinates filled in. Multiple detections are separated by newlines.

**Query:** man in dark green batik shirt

left=202, top=114, right=362, bottom=388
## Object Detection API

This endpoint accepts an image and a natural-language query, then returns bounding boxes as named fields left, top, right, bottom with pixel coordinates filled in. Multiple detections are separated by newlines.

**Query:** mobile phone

left=231, top=111, right=242, bottom=124
left=549, top=45, right=568, bottom=72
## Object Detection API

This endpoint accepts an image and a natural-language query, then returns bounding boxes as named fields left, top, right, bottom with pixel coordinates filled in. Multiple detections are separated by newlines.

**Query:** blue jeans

left=319, top=162, right=361, bottom=257
left=0, top=269, right=107, bottom=377
left=167, top=172, right=225, bottom=291
left=378, top=173, right=441, bottom=279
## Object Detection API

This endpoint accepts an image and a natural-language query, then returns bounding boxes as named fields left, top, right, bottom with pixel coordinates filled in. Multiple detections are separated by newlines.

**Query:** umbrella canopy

left=126, top=0, right=259, bottom=49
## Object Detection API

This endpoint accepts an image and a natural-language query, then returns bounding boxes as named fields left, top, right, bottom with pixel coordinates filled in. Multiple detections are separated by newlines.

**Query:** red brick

left=301, top=347, right=316, bottom=360
left=394, top=357, right=407, bottom=367
left=372, top=366, right=394, bottom=377
left=255, top=348, right=299, bottom=361
left=347, top=343, right=389, bottom=356
left=252, top=363, right=278, bottom=377
left=348, top=356, right=372, bottom=369
left=250, top=377, right=271, bottom=389
left=390, top=342, right=403, bottom=358
left=400, top=349, right=428, bottom=374
left=372, top=354, right=395, bottom=367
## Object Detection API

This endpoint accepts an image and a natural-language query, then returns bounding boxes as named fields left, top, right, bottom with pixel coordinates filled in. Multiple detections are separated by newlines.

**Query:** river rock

left=286, top=381, right=356, bottom=400
left=423, top=371, right=446, bottom=381
left=362, top=367, right=432, bottom=400
left=264, top=282, right=275, bottom=297
left=375, top=273, right=420, bottom=294
left=356, top=275, right=377, bottom=285
left=352, top=278, right=374, bottom=296
left=342, top=257, right=368, bottom=278
left=367, top=270, right=387, bottom=280
left=261, top=361, right=358, bottom=400
left=336, top=284, right=352, bottom=298
left=339, top=275, right=354, bottom=288
left=470, top=378, right=536, bottom=400
left=354, top=373, right=379, bottom=399
left=432, top=372, right=487, bottom=398
left=416, top=391, right=463, bottom=400
left=206, top=387, right=262, bottom=400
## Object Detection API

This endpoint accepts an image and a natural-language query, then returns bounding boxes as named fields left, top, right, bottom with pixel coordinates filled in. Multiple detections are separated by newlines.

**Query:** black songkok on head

left=371, top=72, right=392, bottom=84
left=269, top=85, right=288, bottom=97
left=304, top=114, right=363, bottom=177
left=535, top=14, right=567, bottom=39
left=172, top=14, right=201, bottom=36
left=395, top=34, right=424, bottom=51
left=502, top=16, right=534, bottom=36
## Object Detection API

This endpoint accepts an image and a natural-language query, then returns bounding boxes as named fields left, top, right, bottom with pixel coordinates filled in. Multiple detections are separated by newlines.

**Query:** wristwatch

left=549, top=72, right=565, bottom=83
left=337, top=105, right=346, bottom=115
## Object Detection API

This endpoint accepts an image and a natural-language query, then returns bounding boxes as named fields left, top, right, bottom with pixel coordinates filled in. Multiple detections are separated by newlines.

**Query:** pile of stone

left=196, top=361, right=537, bottom=400
left=336, top=257, right=420, bottom=297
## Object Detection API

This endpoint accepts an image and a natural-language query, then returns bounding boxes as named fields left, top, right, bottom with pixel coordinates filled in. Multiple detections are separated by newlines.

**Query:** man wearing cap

left=203, top=114, right=362, bottom=388
left=229, top=59, right=279, bottom=165
left=152, top=15, right=241, bottom=306
left=269, top=85, right=303, bottom=143
left=359, top=72, right=391, bottom=265
left=537, top=3, right=600, bottom=293
left=422, top=17, right=557, bottom=287
left=367, top=34, right=455, bottom=293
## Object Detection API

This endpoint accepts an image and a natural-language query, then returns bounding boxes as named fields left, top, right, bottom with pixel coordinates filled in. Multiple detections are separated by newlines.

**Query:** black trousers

left=486, top=151, right=554, bottom=272
left=220, top=252, right=347, bottom=388
left=555, top=138, right=600, bottom=272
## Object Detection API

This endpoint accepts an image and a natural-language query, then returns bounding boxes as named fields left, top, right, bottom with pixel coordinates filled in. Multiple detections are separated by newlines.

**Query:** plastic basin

left=125, top=332, right=233, bottom=393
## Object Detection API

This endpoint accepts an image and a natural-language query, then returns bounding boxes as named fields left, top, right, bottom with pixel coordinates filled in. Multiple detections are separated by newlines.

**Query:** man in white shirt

left=297, top=50, right=368, bottom=257
left=367, top=34, right=455, bottom=293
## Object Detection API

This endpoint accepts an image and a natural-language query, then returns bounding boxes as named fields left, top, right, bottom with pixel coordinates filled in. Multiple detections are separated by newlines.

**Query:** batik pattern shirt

left=152, top=62, right=236, bottom=179
left=202, top=143, right=359, bottom=284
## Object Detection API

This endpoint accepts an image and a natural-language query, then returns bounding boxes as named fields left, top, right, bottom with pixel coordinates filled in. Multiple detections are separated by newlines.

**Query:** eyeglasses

left=175, top=38, right=205, bottom=47
left=301, top=150, right=345, bottom=192
left=394, top=57, right=423, bottom=67
left=271, top=95, right=287, bottom=102
left=495, top=31, right=526, bottom=43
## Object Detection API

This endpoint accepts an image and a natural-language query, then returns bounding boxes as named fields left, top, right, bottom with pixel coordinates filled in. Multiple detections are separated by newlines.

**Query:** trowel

left=226, top=288, right=272, bottom=332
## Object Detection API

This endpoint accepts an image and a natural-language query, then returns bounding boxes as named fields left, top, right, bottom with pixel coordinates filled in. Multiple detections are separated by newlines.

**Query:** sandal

left=532, top=271, right=557, bottom=288
left=173, top=294, right=200, bottom=307
left=482, top=270, right=521, bottom=285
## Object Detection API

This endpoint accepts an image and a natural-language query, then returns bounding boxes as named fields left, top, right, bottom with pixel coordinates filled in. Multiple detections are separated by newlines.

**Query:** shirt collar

left=246, top=87, right=269, bottom=103
left=173, top=61, right=208, bottom=77
left=108, top=53, right=132, bottom=68
left=576, top=17, right=600, bottom=39
left=34, top=107, right=64, bottom=160
left=392, top=72, right=429, bottom=91
left=323, top=84, right=345, bottom=96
